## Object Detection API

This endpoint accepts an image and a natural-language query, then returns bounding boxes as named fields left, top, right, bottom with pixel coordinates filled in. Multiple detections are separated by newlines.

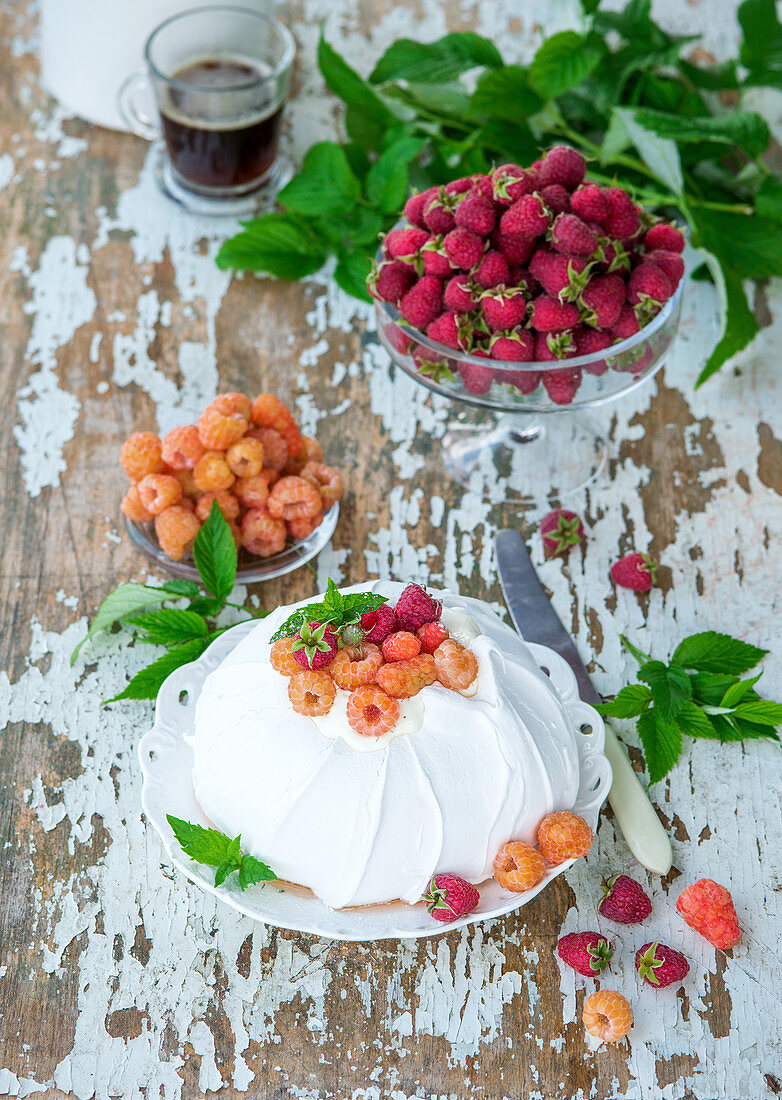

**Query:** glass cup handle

left=117, top=70, right=160, bottom=141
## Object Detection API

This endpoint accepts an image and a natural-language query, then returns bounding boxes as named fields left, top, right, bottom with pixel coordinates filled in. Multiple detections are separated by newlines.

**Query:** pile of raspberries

left=368, top=144, right=685, bottom=405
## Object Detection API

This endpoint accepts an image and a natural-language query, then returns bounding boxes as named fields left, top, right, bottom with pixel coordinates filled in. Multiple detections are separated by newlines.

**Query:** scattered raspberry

left=551, top=213, right=597, bottom=257
left=121, top=484, right=153, bottom=523
left=492, top=163, right=534, bottom=205
left=536, top=253, right=591, bottom=302
left=197, top=404, right=247, bottom=450
left=645, top=223, right=685, bottom=254
left=454, top=189, right=496, bottom=236
left=581, top=273, right=625, bottom=328
left=382, top=630, right=422, bottom=662
left=493, top=841, right=546, bottom=892
left=224, top=436, right=265, bottom=479
left=193, top=451, right=235, bottom=492
left=417, top=621, right=449, bottom=654
left=384, top=226, right=429, bottom=263
left=539, top=183, right=570, bottom=215
left=120, top=432, right=164, bottom=481
left=376, top=653, right=437, bottom=698
left=360, top=604, right=398, bottom=644
left=582, top=990, right=633, bottom=1043
left=233, top=474, right=270, bottom=510
left=270, top=637, right=301, bottom=677
left=292, top=621, right=340, bottom=670
left=490, top=330, right=535, bottom=363
left=394, top=582, right=442, bottom=631
left=434, top=638, right=478, bottom=691
left=628, top=262, right=672, bottom=310
left=161, top=425, right=205, bottom=471
left=537, top=144, right=586, bottom=190
left=404, top=187, right=438, bottom=229
left=500, top=193, right=551, bottom=238
left=571, top=184, right=609, bottom=225
left=611, top=304, right=640, bottom=342
left=676, top=878, right=740, bottom=949
left=459, top=359, right=494, bottom=394
left=536, top=811, right=593, bottom=863
left=300, top=462, right=342, bottom=511
left=443, top=276, right=476, bottom=312
left=530, top=295, right=579, bottom=332
left=635, top=940, right=690, bottom=987
left=540, top=509, right=584, bottom=557
left=475, top=250, right=511, bottom=290
left=610, top=552, right=657, bottom=592
left=195, top=489, right=240, bottom=524
left=399, top=275, right=444, bottom=328
left=330, top=643, right=384, bottom=690
left=346, top=684, right=399, bottom=736
left=423, top=873, right=480, bottom=922
left=248, top=427, right=288, bottom=471
left=154, top=505, right=200, bottom=561
left=481, top=290, right=528, bottom=332
left=557, top=932, right=614, bottom=977
left=240, top=507, right=286, bottom=557
left=598, top=873, right=652, bottom=924
left=443, top=227, right=485, bottom=270
left=647, top=249, right=684, bottom=289
left=603, top=187, right=640, bottom=240
left=137, top=473, right=183, bottom=516
left=491, top=228, right=535, bottom=265
left=288, top=669, right=336, bottom=717
left=267, top=476, right=322, bottom=522
left=421, top=239, right=453, bottom=279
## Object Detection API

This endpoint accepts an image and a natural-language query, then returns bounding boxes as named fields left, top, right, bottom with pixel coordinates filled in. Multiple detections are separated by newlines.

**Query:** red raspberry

left=195, top=489, right=240, bottom=524
left=417, top=621, right=449, bottom=654
left=375, top=653, right=437, bottom=698
left=382, top=630, right=421, bottom=662
left=427, top=311, right=467, bottom=351
left=443, top=276, right=476, bottom=312
left=459, top=359, right=494, bottom=394
left=424, top=188, right=458, bottom=234
left=603, top=187, right=641, bottom=240
left=539, top=183, right=570, bottom=214
left=610, top=551, right=657, bottom=592
left=628, top=262, right=672, bottom=308
left=504, top=369, right=541, bottom=394
left=571, top=184, right=609, bottom=225
left=493, top=841, right=545, bottom=892
left=233, top=474, right=270, bottom=509
left=394, top=582, right=442, bottom=631
left=647, top=249, right=684, bottom=289
left=490, top=329, right=534, bottom=362
left=399, top=276, right=444, bottom=329
left=443, top=227, right=484, bottom=270
left=154, top=505, right=200, bottom=561
left=611, top=304, right=640, bottom=342
left=161, top=425, right=205, bottom=471
left=574, top=327, right=612, bottom=374
left=676, top=878, right=740, bottom=949
left=635, top=941, right=690, bottom=988
left=481, top=289, right=528, bottom=332
left=121, top=484, right=153, bottom=523
left=288, top=669, right=336, bottom=716
left=581, top=273, right=625, bottom=328
left=467, top=173, right=494, bottom=200
left=454, top=189, right=496, bottom=235
left=270, top=636, right=301, bottom=677
left=583, top=990, right=633, bottom=1043
left=537, top=811, right=593, bottom=863
left=500, top=194, right=550, bottom=238
left=421, top=239, right=453, bottom=280
left=537, top=144, right=586, bottom=190
left=543, top=367, right=581, bottom=404
left=536, top=331, right=577, bottom=363
left=551, top=213, right=598, bottom=257
left=292, top=621, right=339, bottom=670
left=346, top=684, right=399, bottom=736
left=384, top=226, right=429, bottom=263
left=331, top=643, right=383, bottom=690
left=644, top=223, right=685, bottom=254
left=529, top=246, right=555, bottom=283
left=423, top=873, right=479, bottom=922
left=557, top=931, right=614, bottom=977
left=193, top=451, right=235, bottom=491
left=530, top=295, right=579, bottom=332
left=240, top=507, right=286, bottom=557
left=540, top=508, right=584, bottom=556
left=383, top=322, right=415, bottom=356
left=137, top=473, right=183, bottom=515
left=536, top=254, right=591, bottom=302
left=369, top=259, right=416, bottom=304
left=444, top=176, right=473, bottom=196
left=248, top=427, right=287, bottom=471
left=491, top=228, right=535, bottom=265
left=120, top=431, right=164, bottom=482
left=360, top=604, right=397, bottom=644
left=598, top=873, right=652, bottom=924
left=475, top=250, right=510, bottom=290
left=434, top=638, right=478, bottom=691
left=491, top=163, right=534, bottom=205
left=404, top=187, right=437, bottom=229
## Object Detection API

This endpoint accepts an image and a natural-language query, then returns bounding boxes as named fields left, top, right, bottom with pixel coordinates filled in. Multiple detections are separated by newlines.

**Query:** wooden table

left=1, top=2, right=781, bottom=1097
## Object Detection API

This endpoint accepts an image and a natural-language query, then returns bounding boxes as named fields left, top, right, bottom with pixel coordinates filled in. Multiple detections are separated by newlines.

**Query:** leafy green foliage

left=216, top=0, right=782, bottom=384
left=193, top=501, right=237, bottom=600
left=271, top=578, right=388, bottom=641
left=596, top=632, right=780, bottom=783
left=166, top=815, right=276, bottom=891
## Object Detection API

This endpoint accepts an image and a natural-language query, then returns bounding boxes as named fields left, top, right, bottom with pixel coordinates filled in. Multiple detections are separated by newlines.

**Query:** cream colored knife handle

left=603, top=724, right=672, bottom=875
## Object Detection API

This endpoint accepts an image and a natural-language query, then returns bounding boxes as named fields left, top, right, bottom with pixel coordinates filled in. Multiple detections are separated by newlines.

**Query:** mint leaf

left=270, top=583, right=388, bottom=641
left=127, top=608, right=209, bottom=646
left=214, top=860, right=238, bottom=887
left=193, top=502, right=237, bottom=601
left=671, top=631, right=767, bottom=674
left=71, top=582, right=172, bottom=664
left=596, top=683, right=652, bottom=718
left=167, top=815, right=236, bottom=865
left=216, top=213, right=328, bottom=279
left=238, top=854, right=277, bottom=889
left=694, top=248, right=759, bottom=387
left=160, top=580, right=201, bottom=597
left=638, top=661, right=692, bottom=722
left=370, top=33, right=502, bottom=85
left=528, top=31, right=602, bottom=99
left=277, top=142, right=361, bottom=216
left=469, top=65, right=543, bottom=122
left=720, top=674, right=763, bottom=707
left=730, top=700, right=782, bottom=726
left=105, top=638, right=209, bottom=702
left=366, top=134, right=425, bottom=214
left=637, top=709, right=682, bottom=784
left=318, top=34, right=395, bottom=124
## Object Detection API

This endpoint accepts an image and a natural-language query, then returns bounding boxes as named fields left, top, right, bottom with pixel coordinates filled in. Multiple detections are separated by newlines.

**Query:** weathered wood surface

left=1, top=1, right=781, bottom=1097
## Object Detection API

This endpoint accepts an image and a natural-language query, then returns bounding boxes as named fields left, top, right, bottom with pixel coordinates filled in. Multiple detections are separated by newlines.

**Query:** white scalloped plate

left=139, top=621, right=612, bottom=941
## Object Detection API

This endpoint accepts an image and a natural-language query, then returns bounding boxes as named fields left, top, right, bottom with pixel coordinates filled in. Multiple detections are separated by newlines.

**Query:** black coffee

left=160, top=56, right=283, bottom=191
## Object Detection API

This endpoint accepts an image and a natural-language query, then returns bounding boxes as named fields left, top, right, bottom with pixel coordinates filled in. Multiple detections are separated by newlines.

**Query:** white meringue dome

left=188, top=581, right=582, bottom=910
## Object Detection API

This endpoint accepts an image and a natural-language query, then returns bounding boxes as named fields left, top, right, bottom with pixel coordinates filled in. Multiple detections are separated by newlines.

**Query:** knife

left=495, top=528, right=672, bottom=876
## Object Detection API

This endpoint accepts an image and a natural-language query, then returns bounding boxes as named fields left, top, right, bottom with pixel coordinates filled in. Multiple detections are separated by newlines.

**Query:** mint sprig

left=270, top=578, right=387, bottom=641
left=596, top=631, right=782, bottom=783
left=166, top=815, right=276, bottom=891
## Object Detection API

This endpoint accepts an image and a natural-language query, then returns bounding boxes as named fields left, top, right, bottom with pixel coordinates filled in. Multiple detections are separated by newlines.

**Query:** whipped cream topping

left=188, top=581, right=582, bottom=909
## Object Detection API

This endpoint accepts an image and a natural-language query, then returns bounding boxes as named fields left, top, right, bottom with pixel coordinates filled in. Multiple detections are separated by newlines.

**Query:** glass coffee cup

left=118, top=5, right=295, bottom=214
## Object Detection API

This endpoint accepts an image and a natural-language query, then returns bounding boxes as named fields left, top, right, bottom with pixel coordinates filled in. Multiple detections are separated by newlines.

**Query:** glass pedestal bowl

left=375, top=281, right=683, bottom=504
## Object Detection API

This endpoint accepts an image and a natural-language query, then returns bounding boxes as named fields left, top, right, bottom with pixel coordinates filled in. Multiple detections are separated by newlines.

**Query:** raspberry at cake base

left=187, top=581, right=582, bottom=910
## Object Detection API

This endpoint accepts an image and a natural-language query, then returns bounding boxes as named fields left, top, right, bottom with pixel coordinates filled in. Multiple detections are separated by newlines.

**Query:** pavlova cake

left=186, top=580, right=594, bottom=916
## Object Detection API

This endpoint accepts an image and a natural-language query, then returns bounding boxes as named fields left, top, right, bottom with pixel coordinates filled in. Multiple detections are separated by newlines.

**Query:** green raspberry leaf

left=528, top=31, right=603, bottom=99
left=160, top=580, right=202, bottom=597
left=318, top=33, right=396, bottom=123
left=277, top=142, right=361, bottom=216
left=595, top=683, right=653, bottom=719
left=729, top=700, right=782, bottom=726
left=674, top=701, right=720, bottom=740
left=216, top=213, right=328, bottom=279
left=126, top=608, right=209, bottom=646
left=188, top=597, right=225, bottom=618
left=619, top=634, right=652, bottom=667
left=638, top=661, right=692, bottom=722
left=720, top=673, right=763, bottom=707
left=637, top=709, right=683, bottom=784
left=193, top=501, right=237, bottom=601
left=468, top=65, right=543, bottom=122
left=671, top=631, right=768, bottom=675
left=366, top=133, right=426, bottom=214
left=71, top=582, right=172, bottom=664
left=105, top=638, right=209, bottom=702
left=334, top=250, right=374, bottom=303
left=370, top=33, right=503, bottom=85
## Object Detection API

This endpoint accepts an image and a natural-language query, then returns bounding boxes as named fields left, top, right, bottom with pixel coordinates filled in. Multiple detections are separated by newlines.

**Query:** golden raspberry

left=174, top=468, right=201, bottom=500
left=161, top=424, right=205, bottom=470
left=154, top=506, right=201, bottom=561
left=582, top=990, right=633, bottom=1043
left=247, top=427, right=288, bottom=470
left=303, top=436, right=324, bottom=463
left=195, top=489, right=240, bottom=524
left=537, top=811, right=593, bottom=864
left=241, top=508, right=286, bottom=557
left=270, top=637, right=300, bottom=676
left=375, top=654, right=437, bottom=698
left=267, top=476, right=322, bottom=522
left=226, top=437, right=265, bottom=478
left=434, top=638, right=479, bottom=691
left=346, top=684, right=399, bottom=736
left=287, top=512, right=324, bottom=540
left=251, top=393, right=293, bottom=431
left=120, top=432, right=164, bottom=481
left=121, top=484, right=153, bottom=523
left=300, top=463, right=343, bottom=511
left=234, top=475, right=270, bottom=510
left=197, top=404, right=247, bottom=450
left=330, top=644, right=383, bottom=690
left=288, top=669, right=336, bottom=716
left=137, top=473, right=183, bottom=516
left=212, top=392, right=253, bottom=421
left=193, top=451, right=235, bottom=492
left=493, top=841, right=546, bottom=892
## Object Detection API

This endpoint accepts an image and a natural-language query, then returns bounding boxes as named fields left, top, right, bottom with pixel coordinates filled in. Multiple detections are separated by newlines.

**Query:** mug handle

left=117, top=70, right=160, bottom=140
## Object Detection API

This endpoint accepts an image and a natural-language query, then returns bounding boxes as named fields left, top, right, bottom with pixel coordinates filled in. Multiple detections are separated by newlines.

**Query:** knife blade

left=495, top=528, right=672, bottom=876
